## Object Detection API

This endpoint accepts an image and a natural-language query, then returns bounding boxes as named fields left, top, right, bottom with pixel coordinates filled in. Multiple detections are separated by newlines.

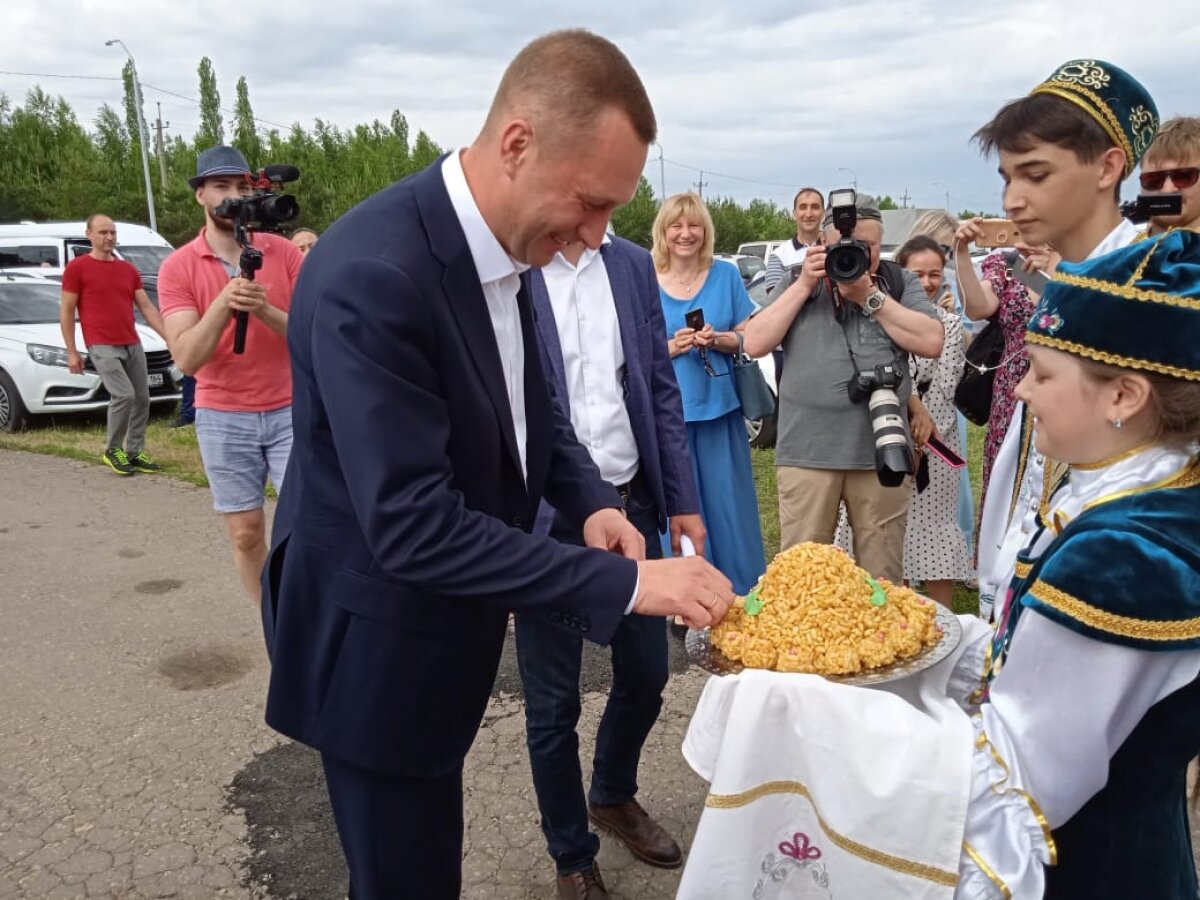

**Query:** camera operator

left=158, top=145, right=304, bottom=604
left=742, top=192, right=943, bottom=582
left=1141, top=116, right=1200, bottom=235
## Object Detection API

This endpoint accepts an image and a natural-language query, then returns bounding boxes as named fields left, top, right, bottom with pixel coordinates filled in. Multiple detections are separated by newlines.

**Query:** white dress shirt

left=441, top=149, right=529, bottom=480
left=542, top=240, right=640, bottom=487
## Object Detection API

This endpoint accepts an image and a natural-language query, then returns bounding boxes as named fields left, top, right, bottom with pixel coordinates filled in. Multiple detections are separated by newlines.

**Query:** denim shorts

left=195, top=406, right=293, bottom=513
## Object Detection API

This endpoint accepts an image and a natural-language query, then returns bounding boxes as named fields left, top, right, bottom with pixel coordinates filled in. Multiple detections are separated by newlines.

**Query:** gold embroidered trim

left=1029, top=579, right=1200, bottom=641
left=1014, top=561, right=1033, bottom=578
left=1126, top=233, right=1161, bottom=285
left=1007, top=408, right=1037, bottom=526
left=705, top=780, right=958, bottom=886
left=1048, top=271, right=1200, bottom=310
left=1073, top=442, right=1158, bottom=470
left=1030, top=83, right=1134, bottom=174
left=963, top=841, right=1013, bottom=899
left=1081, top=460, right=1200, bottom=512
left=1025, top=332, right=1200, bottom=381
left=975, top=731, right=1059, bottom=865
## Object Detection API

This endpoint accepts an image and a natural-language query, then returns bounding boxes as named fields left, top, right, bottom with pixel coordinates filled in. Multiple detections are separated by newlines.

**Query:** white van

left=736, top=239, right=788, bottom=262
left=0, top=221, right=174, bottom=275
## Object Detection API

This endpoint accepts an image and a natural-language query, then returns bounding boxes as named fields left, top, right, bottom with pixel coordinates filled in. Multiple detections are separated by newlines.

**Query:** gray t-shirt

left=769, top=264, right=940, bottom=469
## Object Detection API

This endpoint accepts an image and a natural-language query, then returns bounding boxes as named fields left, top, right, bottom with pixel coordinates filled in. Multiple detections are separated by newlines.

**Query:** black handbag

left=953, top=317, right=1003, bottom=426
left=732, top=331, right=776, bottom=421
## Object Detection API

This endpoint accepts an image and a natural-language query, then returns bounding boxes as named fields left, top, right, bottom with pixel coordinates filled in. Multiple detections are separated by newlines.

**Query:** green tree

left=610, top=176, right=658, bottom=248
left=232, top=76, right=262, bottom=167
left=196, top=57, right=223, bottom=148
left=878, top=195, right=899, bottom=210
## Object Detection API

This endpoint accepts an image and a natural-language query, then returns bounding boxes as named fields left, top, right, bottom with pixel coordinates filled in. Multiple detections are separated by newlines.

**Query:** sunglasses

left=1139, top=167, right=1200, bottom=192
left=699, top=348, right=728, bottom=378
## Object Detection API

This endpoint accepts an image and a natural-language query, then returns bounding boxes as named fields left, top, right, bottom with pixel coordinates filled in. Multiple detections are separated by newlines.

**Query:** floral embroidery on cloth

left=753, top=831, right=832, bottom=898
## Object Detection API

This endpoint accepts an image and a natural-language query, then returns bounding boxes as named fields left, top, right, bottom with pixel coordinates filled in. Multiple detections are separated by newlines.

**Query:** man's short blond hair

left=1143, top=116, right=1200, bottom=168
left=484, top=30, right=656, bottom=148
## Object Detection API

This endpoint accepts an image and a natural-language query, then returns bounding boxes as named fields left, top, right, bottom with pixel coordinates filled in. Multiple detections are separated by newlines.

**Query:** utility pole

left=155, top=102, right=168, bottom=193
left=901, top=187, right=911, bottom=209
left=838, top=167, right=857, bottom=191
left=693, top=171, right=708, bottom=198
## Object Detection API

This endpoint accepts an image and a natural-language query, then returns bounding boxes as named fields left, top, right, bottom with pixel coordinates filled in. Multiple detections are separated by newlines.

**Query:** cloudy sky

left=4, top=1, right=1197, bottom=216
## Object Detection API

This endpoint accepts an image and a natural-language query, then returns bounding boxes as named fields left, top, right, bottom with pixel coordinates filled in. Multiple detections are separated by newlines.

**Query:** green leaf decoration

left=743, top=588, right=765, bottom=617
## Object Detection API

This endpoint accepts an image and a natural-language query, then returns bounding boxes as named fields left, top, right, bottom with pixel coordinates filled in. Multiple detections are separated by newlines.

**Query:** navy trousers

left=321, top=753, right=464, bottom=900
left=514, top=471, right=669, bottom=874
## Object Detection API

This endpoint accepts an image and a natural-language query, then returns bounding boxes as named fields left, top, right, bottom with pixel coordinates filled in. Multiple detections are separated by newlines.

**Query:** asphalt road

left=3, top=448, right=1198, bottom=899
left=0, top=449, right=706, bottom=899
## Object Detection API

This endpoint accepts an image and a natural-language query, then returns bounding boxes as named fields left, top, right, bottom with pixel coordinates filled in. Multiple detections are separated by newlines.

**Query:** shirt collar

left=441, top=149, right=528, bottom=284
left=547, top=232, right=612, bottom=273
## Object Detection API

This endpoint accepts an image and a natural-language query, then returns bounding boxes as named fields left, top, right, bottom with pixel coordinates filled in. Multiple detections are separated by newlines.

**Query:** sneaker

left=102, top=447, right=135, bottom=476
left=128, top=451, right=162, bottom=473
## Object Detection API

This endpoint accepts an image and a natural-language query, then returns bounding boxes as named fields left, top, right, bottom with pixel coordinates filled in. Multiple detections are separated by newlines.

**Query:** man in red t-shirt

left=158, top=145, right=302, bottom=603
left=61, top=214, right=168, bottom=475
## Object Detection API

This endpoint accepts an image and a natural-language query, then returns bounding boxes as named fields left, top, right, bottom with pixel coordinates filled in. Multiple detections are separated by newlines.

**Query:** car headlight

left=27, top=344, right=77, bottom=368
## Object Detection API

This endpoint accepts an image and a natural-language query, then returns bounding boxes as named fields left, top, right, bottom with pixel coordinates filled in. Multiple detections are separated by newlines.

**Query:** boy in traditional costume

left=956, top=60, right=1160, bottom=620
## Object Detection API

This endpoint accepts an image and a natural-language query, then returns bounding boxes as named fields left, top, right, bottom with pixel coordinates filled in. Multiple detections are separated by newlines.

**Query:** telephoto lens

left=867, top=388, right=913, bottom=486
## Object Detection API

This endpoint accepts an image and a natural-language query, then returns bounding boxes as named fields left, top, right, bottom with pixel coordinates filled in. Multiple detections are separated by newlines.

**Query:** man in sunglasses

left=1141, top=116, right=1200, bottom=235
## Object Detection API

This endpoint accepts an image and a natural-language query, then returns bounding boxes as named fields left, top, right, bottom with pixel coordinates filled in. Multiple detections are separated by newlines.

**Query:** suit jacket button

left=580, top=620, right=591, bottom=633
left=510, top=516, right=525, bottom=529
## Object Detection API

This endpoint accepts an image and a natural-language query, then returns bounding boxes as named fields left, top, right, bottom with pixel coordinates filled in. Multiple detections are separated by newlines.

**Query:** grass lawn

left=3, top=413, right=985, bottom=612
left=752, top=425, right=985, bottom=616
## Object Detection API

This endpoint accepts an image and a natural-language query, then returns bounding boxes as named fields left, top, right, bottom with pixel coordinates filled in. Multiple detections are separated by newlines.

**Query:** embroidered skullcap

left=1030, top=59, right=1158, bottom=177
left=1027, top=229, right=1200, bottom=381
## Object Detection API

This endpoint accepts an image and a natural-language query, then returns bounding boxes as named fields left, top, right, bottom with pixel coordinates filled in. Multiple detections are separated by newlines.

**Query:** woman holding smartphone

left=896, top=235, right=973, bottom=606
left=652, top=193, right=765, bottom=596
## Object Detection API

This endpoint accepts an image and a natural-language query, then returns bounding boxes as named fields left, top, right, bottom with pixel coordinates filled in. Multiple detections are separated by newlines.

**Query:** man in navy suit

left=519, top=235, right=705, bottom=898
left=261, top=30, right=734, bottom=899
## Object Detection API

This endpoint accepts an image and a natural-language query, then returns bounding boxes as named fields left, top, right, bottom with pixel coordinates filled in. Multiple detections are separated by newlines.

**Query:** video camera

left=824, top=188, right=871, bottom=283
left=213, top=164, right=301, bottom=354
left=1120, top=192, right=1183, bottom=225
left=848, top=361, right=913, bottom=488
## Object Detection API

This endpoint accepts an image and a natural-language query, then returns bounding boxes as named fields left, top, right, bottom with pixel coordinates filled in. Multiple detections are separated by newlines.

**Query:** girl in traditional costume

left=681, top=229, right=1200, bottom=899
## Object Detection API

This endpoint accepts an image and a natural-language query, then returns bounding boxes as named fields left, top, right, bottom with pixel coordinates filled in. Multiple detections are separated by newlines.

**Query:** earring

left=1111, top=417, right=1123, bottom=429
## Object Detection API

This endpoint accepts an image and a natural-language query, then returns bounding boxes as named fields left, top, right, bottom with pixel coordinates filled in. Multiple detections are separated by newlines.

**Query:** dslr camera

left=212, top=164, right=302, bottom=355
left=213, top=164, right=301, bottom=232
left=824, top=188, right=871, bottom=283
left=848, top=362, right=914, bottom=487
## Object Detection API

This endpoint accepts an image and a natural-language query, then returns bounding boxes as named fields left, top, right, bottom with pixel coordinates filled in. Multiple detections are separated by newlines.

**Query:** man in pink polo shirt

left=158, top=146, right=303, bottom=603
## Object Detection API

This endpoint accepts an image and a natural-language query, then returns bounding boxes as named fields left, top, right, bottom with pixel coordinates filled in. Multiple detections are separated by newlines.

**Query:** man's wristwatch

left=863, top=289, right=887, bottom=318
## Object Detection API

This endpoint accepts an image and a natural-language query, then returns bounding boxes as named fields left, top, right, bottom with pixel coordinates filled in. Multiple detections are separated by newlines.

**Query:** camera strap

left=829, top=280, right=905, bottom=384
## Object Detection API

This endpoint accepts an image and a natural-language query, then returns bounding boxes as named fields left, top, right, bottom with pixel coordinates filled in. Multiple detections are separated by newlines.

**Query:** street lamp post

left=105, top=39, right=157, bottom=232
left=653, top=140, right=666, bottom=201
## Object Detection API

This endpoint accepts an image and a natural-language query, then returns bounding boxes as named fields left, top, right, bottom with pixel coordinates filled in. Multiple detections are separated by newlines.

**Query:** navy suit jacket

left=528, top=237, right=699, bottom=535
left=261, top=159, right=637, bottom=777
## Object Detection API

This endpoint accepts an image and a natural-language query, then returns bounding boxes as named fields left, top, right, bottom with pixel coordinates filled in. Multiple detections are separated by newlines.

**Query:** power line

left=660, top=156, right=797, bottom=190
left=0, top=69, right=119, bottom=81
left=0, top=68, right=291, bottom=131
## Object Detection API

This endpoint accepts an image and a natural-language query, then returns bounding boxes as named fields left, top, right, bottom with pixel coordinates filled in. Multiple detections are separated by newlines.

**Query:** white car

left=743, top=271, right=779, bottom=449
left=0, top=277, right=182, bottom=432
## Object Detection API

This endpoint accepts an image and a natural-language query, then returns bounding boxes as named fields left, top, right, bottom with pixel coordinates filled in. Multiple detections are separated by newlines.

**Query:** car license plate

left=148, top=373, right=164, bottom=387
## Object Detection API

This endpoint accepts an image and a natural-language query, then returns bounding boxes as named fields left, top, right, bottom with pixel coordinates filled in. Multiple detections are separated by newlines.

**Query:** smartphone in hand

left=685, top=308, right=705, bottom=331
left=926, top=435, right=967, bottom=469
left=975, top=219, right=1021, bottom=248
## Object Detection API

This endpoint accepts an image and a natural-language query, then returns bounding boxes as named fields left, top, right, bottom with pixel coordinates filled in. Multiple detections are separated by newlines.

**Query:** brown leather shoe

left=587, top=799, right=683, bottom=869
left=556, top=862, right=609, bottom=899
